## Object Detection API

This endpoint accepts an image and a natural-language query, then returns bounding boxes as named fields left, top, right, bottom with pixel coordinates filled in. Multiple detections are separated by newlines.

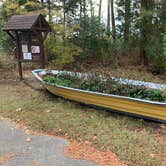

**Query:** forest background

left=0, top=0, right=166, bottom=74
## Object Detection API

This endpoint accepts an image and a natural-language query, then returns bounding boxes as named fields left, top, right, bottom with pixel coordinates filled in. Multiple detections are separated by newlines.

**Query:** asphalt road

left=0, top=119, right=98, bottom=166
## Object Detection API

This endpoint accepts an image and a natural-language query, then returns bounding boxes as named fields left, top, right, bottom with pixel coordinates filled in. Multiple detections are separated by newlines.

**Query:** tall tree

left=140, top=0, right=154, bottom=65
left=63, top=0, right=66, bottom=40
left=83, top=0, right=87, bottom=29
left=90, top=0, right=94, bottom=18
left=47, top=0, right=52, bottom=24
left=124, top=0, right=131, bottom=41
left=111, top=0, right=116, bottom=40
left=79, top=0, right=82, bottom=25
left=107, top=0, right=111, bottom=34
left=98, top=0, right=102, bottom=23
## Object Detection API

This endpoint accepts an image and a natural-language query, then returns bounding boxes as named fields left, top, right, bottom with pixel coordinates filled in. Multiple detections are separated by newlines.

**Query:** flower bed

left=43, top=72, right=166, bottom=103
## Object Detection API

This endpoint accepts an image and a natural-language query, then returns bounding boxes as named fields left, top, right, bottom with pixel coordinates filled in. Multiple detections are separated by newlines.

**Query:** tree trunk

left=98, top=0, right=102, bottom=23
left=124, top=0, right=131, bottom=41
left=107, top=0, right=111, bottom=35
left=140, top=0, right=147, bottom=65
left=48, top=0, right=51, bottom=24
left=111, top=0, right=116, bottom=40
left=90, top=0, right=94, bottom=18
left=83, top=0, right=87, bottom=30
left=79, top=0, right=82, bottom=26
left=63, top=0, right=66, bottom=44
left=140, top=0, right=154, bottom=66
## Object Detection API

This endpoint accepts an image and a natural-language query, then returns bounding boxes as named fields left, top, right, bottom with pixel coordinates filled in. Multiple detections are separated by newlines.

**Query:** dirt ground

left=0, top=68, right=166, bottom=166
left=0, top=69, right=126, bottom=166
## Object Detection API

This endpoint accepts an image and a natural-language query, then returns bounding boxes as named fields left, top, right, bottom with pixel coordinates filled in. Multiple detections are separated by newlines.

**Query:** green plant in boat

left=43, top=72, right=166, bottom=102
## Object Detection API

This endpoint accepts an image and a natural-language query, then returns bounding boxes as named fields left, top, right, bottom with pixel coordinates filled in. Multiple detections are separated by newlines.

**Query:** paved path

left=0, top=119, right=98, bottom=166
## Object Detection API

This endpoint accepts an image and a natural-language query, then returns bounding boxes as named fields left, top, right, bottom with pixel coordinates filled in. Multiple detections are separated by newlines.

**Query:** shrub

left=45, top=25, right=82, bottom=66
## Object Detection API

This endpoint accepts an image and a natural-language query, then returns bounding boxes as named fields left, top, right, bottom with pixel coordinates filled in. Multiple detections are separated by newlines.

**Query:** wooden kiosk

left=3, top=13, right=51, bottom=80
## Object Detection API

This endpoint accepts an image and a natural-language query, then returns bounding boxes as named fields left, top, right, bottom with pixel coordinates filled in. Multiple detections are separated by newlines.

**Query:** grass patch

left=0, top=82, right=166, bottom=166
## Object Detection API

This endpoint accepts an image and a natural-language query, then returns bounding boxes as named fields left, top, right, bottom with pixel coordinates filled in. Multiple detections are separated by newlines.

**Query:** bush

left=147, top=33, right=166, bottom=72
left=45, top=25, right=82, bottom=66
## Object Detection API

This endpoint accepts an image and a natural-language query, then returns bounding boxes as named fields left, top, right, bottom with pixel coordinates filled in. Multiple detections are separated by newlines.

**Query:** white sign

left=31, top=46, right=40, bottom=54
left=23, top=53, right=32, bottom=60
left=22, top=45, right=28, bottom=53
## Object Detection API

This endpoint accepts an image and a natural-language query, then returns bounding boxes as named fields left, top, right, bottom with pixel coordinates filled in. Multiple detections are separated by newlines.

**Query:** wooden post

left=40, top=31, right=45, bottom=69
left=40, top=40, right=45, bottom=69
left=39, top=18, right=45, bottom=69
left=18, top=61, right=23, bottom=80
left=15, top=31, right=23, bottom=80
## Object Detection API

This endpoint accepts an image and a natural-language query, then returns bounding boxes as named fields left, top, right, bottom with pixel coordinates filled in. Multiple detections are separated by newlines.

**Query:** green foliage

left=45, top=24, right=82, bottom=66
left=75, top=16, right=111, bottom=59
left=0, top=4, right=15, bottom=51
left=130, top=89, right=166, bottom=102
left=148, top=33, right=166, bottom=71
left=43, top=72, right=166, bottom=102
left=24, top=1, right=43, bottom=12
left=53, top=41, right=82, bottom=66
left=163, top=34, right=166, bottom=57
left=0, top=0, right=166, bottom=71
left=43, top=75, right=76, bottom=88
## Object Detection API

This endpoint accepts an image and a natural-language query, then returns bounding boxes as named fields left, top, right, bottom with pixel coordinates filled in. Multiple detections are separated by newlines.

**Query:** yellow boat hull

left=44, top=84, right=166, bottom=123
left=32, top=69, right=166, bottom=123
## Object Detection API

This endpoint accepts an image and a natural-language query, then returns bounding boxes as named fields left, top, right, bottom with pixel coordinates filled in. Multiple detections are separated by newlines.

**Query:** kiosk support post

left=15, top=31, right=23, bottom=80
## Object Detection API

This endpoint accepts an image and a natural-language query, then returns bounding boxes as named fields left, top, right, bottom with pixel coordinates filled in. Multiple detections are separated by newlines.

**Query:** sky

left=93, top=0, right=117, bottom=23
left=92, top=0, right=108, bottom=18
left=101, top=0, right=108, bottom=18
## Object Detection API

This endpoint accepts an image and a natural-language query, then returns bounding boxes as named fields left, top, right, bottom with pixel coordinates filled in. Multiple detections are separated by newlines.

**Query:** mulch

left=64, top=141, right=127, bottom=166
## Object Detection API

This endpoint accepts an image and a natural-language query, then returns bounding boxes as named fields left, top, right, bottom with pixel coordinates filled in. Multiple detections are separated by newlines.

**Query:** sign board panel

left=31, top=46, right=40, bottom=54
left=23, top=53, right=32, bottom=60
left=21, top=45, right=28, bottom=53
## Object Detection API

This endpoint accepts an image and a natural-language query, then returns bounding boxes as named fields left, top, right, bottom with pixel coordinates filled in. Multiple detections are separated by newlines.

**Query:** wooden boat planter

left=32, top=69, right=166, bottom=123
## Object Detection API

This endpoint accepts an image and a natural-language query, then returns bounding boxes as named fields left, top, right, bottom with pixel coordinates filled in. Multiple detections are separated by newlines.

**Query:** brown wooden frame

left=3, top=14, right=51, bottom=80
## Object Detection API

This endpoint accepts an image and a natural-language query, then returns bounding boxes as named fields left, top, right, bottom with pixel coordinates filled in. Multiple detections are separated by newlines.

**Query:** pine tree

left=98, top=0, right=102, bottom=23
left=124, top=0, right=131, bottom=41
left=140, top=0, right=154, bottom=65
left=107, top=0, right=111, bottom=35
left=111, top=0, right=116, bottom=40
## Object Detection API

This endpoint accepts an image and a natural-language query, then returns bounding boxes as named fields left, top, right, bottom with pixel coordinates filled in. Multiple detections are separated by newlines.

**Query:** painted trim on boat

left=32, top=69, right=166, bottom=90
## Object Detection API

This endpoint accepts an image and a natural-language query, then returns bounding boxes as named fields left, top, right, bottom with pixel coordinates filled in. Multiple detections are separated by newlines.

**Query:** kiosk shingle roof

left=3, top=13, right=50, bottom=31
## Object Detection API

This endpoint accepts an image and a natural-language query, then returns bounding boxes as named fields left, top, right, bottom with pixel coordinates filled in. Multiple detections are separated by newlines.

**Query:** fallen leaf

left=25, top=129, right=31, bottom=135
left=64, top=141, right=126, bottom=166
left=160, top=125, right=166, bottom=129
left=0, top=153, right=19, bottom=164
left=66, top=113, right=70, bottom=117
left=46, top=110, right=51, bottom=113
left=32, top=160, right=40, bottom=166
left=16, top=108, right=22, bottom=112
left=26, top=137, right=32, bottom=142
left=65, top=133, right=69, bottom=137
left=92, top=136, right=97, bottom=141
left=85, top=141, right=90, bottom=145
